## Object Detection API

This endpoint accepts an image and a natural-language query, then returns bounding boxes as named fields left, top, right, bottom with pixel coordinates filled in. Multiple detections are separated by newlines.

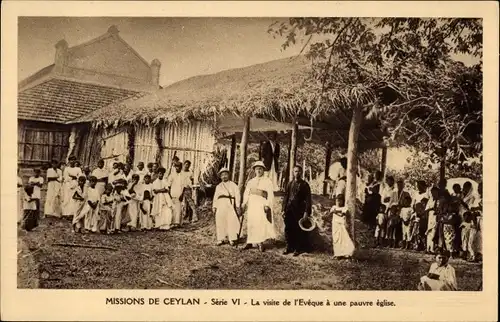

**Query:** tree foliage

left=268, top=18, right=483, bottom=162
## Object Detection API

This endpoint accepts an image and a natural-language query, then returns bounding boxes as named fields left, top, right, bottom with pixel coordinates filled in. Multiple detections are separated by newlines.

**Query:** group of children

left=18, top=156, right=199, bottom=234
left=365, top=174, right=483, bottom=262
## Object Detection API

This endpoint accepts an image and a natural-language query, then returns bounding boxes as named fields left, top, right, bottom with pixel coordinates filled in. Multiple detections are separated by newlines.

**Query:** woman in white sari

left=418, top=250, right=458, bottom=291
left=44, top=159, right=63, bottom=217
left=152, top=167, right=174, bottom=230
left=329, top=194, right=355, bottom=258
left=62, top=157, right=82, bottom=218
left=242, top=161, right=276, bottom=252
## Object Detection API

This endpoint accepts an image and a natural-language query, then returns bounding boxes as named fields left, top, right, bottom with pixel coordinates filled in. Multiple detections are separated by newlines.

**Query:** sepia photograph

left=15, top=15, right=486, bottom=292
left=13, top=17, right=484, bottom=291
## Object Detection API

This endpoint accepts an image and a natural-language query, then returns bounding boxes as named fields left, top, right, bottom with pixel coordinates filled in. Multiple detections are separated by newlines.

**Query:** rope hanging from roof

left=304, top=117, right=314, bottom=142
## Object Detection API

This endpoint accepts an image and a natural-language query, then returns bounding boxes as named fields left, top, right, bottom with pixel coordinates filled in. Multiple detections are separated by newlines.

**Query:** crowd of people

left=18, top=156, right=198, bottom=233
left=360, top=171, right=483, bottom=263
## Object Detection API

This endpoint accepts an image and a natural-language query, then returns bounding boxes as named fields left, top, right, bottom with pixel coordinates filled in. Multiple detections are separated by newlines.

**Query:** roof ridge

left=68, top=31, right=151, bottom=69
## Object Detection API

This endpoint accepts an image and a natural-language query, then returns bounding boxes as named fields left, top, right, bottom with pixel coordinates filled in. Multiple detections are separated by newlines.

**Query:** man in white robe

left=213, top=168, right=241, bottom=246
left=166, top=161, right=186, bottom=227
left=91, top=159, right=108, bottom=196
left=242, top=161, right=276, bottom=252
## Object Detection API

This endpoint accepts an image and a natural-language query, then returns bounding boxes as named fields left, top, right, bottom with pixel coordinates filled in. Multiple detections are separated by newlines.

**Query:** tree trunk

left=380, top=146, right=387, bottom=179
left=288, top=120, right=298, bottom=182
left=439, top=146, right=447, bottom=190
left=238, top=117, right=250, bottom=194
left=323, top=141, right=333, bottom=195
left=346, top=106, right=362, bottom=244
left=229, top=135, right=236, bottom=179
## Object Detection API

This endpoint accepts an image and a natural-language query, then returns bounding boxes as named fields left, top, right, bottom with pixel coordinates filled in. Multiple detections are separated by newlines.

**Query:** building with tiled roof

left=18, top=25, right=161, bottom=169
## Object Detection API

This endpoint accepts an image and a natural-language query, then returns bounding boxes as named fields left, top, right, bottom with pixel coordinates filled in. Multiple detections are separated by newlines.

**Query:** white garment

left=135, top=169, right=148, bottom=184
left=92, top=167, right=108, bottom=196
left=152, top=178, right=174, bottom=230
left=28, top=176, right=44, bottom=200
left=243, top=176, right=276, bottom=244
left=139, top=183, right=153, bottom=229
left=330, top=205, right=355, bottom=257
left=127, top=182, right=141, bottom=228
left=23, top=192, right=37, bottom=210
left=62, top=166, right=82, bottom=216
left=166, top=171, right=186, bottom=225
left=381, top=184, right=397, bottom=209
left=213, top=181, right=241, bottom=242
left=412, top=191, right=429, bottom=209
left=109, top=170, right=126, bottom=186
left=419, top=263, right=457, bottom=291
left=75, top=187, right=100, bottom=232
left=44, top=168, right=62, bottom=217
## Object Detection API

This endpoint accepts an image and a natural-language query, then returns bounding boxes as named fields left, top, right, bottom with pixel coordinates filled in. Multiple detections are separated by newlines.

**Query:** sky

left=18, top=17, right=304, bottom=86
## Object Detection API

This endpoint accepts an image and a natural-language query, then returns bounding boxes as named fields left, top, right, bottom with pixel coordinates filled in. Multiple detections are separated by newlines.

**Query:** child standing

left=92, top=159, right=109, bottom=196
left=399, top=195, right=413, bottom=249
left=329, top=194, right=355, bottom=259
left=21, top=185, right=38, bottom=231
left=425, top=187, right=440, bottom=254
left=70, top=176, right=88, bottom=233
left=126, top=174, right=141, bottom=231
left=152, top=167, right=174, bottom=230
left=28, top=168, right=44, bottom=217
left=181, top=160, right=198, bottom=223
left=385, top=205, right=401, bottom=248
left=374, top=204, right=387, bottom=248
left=113, top=179, right=131, bottom=233
left=99, top=184, right=115, bottom=234
left=81, top=176, right=100, bottom=233
left=139, top=174, right=154, bottom=230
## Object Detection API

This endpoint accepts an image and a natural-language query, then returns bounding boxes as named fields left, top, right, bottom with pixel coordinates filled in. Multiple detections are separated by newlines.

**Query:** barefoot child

left=400, top=195, right=413, bottom=249
left=71, top=176, right=88, bottom=233
left=80, top=176, right=100, bottom=233
left=99, top=184, right=115, bottom=234
left=127, top=174, right=141, bottom=231
left=374, top=204, right=387, bottom=247
left=329, top=194, right=355, bottom=259
left=139, top=174, right=153, bottom=230
left=113, top=179, right=131, bottom=233
left=28, top=168, right=44, bottom=216
left=21, top=185, right=39, bottom=231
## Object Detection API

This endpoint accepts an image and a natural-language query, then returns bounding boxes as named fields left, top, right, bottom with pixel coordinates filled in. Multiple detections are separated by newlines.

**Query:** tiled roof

left=18, top=78, right=140, bottom=123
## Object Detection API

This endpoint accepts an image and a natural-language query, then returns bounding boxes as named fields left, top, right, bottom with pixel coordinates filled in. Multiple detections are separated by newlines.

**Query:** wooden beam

left=238, top=117, right=250, bottom=193
left=228, top=135, right=236, bottom=179
left=231, top=145, right=239, bottom=182
left=288, top=120, right=298, bottom=182
left=323, top=141, right=333, bottom=196
left=346, top=106, right=363, bottom=245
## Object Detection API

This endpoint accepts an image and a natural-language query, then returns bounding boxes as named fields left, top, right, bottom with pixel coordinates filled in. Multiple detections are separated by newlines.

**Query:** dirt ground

left=17, top=202, right=482, bottom=290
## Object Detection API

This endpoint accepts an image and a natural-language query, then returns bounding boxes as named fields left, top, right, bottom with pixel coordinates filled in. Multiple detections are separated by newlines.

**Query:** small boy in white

left=399, top=195, right=413, bottom=249
left=374, top=204, right=387, bottom=248
left=28, top=168, right=44, bottom=214
left=139, top=174, right=154, bottom=230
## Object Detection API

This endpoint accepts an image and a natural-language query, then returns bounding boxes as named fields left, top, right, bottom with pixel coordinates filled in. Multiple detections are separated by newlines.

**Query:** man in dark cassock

left=259, top=132, right=280, bottom=191
left=282, top=165, right=312, bottom=256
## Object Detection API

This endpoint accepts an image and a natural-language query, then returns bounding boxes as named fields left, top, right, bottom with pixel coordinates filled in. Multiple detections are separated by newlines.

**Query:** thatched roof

left=71, top=56, right=374, bottom=124
left=71, top=55, right=386, bottom=147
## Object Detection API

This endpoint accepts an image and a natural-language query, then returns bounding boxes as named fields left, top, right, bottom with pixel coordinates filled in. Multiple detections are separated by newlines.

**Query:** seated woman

left=418, top=250, right=458, bottom=291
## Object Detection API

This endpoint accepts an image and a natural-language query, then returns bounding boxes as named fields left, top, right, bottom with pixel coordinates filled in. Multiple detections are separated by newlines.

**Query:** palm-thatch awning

left=71, top=55, right=387, bottom=148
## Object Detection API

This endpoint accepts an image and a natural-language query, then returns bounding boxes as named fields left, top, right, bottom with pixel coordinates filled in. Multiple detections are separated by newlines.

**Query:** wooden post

left=346, top=106, right=362, bottom=244
left=228, top=135, right=237, bottom=178
left=288, top=120, right=298, bottom=182
left=380, top=146, right=387, bottom=179
left=238, top=117, right=250, bottom=193
left=438, top=146, right=447, bottom=190
left=323, top=141, right=333, bottom=195
left=231, top=144, right=238, bottom=182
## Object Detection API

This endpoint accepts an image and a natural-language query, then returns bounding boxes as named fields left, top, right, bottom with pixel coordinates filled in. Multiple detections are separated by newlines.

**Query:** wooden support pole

left=229, top=135, right=237, bottom=178
left=238, top=117, right=250, bottom=193
left=380, top=146, right=387, bottom=179
left=288, top=120, right=298, bottom=182
left=323, top=141, right=333, bottom=196
left=231, top=144, right=238, bottom=182
left=346, top=106, right=363, bottom=244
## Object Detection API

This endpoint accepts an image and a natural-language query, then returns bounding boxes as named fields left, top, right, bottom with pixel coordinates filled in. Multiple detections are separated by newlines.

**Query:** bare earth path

left=17, top=212, right=482, bottom=290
